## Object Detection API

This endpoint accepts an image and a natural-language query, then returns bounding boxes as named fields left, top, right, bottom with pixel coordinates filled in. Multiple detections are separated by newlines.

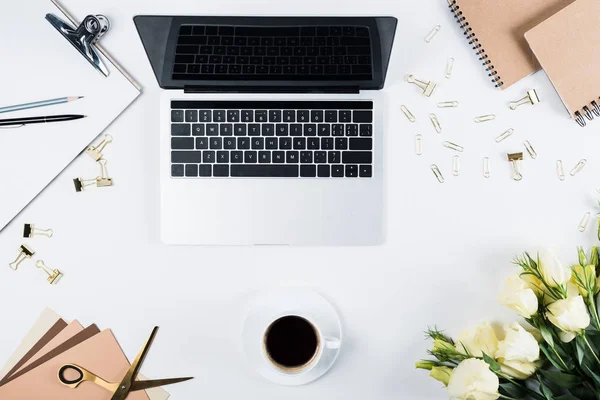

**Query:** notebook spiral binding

left=447, top=0, right=504, bottom=88
left=575, top=100, right=600, bottom=127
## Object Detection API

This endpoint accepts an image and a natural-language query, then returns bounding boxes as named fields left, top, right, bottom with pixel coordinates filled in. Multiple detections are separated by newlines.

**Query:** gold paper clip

left=507, top=153, right=524, bottom=181
left=86, top=134, right=113, bottom=161
left=438, top=101, right=459, bottom=108
left=425, top=25, right=441, bottom=43
left=429, top=113, right=442, bottom=133
left=557, top=160, right=565, bottom=181
left=35, top=260, right=63, bottom=285
left=23, top=224, right=53, bottom=238
left=97, top=159, right=113, bottom=187
left=570, top=159, right=587, bottom=176
left=524, top=141, right=537, bottom=159
left=579, top=212, right=592, bottom=233
left=415, top=134, right=423, bottom=155
left=443, top=141, right=464, bottom=152
left=406, top=74, right=437, bottom=97
left=9, top=245, right=35, bottom=271
left=73, top=177, right=98, bottom=192
left=452, top=155, right=460, bottom=176
left=496, top=128, right=514, bottom=143
left=483, top=157, right=491, bottom=178
left=446, top=58, right=454, bottom=79
left=401, top=105, right=416, bottom=122
left=509, top=89, right=540, bottom=110
left=431, top=164, right=444, bottom=183
left=474, top=114, right=495, bottom=123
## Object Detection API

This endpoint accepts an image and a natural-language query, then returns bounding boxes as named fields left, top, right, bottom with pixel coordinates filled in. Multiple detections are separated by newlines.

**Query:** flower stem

left=588, top=295, right=600, bottom=330
left=582, top=333, right=600, bottom=365
left=550, top=345, right=569, bottom=371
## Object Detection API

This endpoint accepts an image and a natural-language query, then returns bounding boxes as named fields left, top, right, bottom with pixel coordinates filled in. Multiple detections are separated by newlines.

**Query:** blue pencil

left=0, top=96, right=83, bottom=114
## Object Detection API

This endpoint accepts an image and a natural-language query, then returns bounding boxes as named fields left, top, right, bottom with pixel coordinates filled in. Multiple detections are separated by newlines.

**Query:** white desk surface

left=1, top=0, right=599, bottom=399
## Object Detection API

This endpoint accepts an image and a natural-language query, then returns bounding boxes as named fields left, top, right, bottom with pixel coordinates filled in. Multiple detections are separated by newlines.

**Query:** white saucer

left=242, top=287, right=343, bottom=386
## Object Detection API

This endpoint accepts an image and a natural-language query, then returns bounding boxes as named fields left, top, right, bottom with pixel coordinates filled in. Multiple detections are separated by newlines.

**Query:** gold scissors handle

left=58, top=364, right=119, bottom=393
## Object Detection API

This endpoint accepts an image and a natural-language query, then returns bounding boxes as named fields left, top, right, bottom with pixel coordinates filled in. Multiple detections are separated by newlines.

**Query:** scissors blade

left=111, top=327, right=159, bottom=400
left=130, top=377, right=194, bottom=392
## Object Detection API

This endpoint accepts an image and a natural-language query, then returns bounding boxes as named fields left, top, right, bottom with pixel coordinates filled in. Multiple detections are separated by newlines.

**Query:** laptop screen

left=135, top=16, right=397, bottom=91
left=173, top=25, right=374, bottom=82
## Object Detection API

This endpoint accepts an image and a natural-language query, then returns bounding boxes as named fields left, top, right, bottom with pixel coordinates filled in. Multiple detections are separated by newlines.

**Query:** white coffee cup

left=261, top=315, right=341, bottom=375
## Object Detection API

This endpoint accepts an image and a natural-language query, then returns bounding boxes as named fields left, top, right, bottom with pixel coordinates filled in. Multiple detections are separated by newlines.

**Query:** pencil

left=0, top=97, right=84, bottom=114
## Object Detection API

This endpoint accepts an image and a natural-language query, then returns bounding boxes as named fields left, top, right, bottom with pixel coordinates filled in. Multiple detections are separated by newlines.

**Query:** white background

left=1, top=0, right=600, bottom=399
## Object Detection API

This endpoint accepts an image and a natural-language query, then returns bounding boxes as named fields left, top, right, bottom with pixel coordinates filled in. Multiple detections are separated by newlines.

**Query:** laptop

left=134, top=16, right=397, bottom=245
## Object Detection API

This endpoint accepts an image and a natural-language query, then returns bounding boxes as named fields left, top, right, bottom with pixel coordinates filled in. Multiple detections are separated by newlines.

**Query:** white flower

left=539, top=248, right=571, bottom=287
left=447, top=359, right=499, bottom=400
left=495, top=323, right=540, bottom=380
left=547, top=295, right=590, bottom=336
left=456, top=322, right=499, bottom=358
left=498, top=275, right=538, bottom=318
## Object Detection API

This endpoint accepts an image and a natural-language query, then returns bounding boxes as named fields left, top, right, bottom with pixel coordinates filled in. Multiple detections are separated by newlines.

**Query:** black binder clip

left=45, top=13, right=110, bottom=77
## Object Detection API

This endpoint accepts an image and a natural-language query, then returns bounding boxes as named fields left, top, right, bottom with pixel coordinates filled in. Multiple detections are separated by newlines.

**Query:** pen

left=0, top=97, right=83, bottom=114
left=0, top=114, right=86, bottom=127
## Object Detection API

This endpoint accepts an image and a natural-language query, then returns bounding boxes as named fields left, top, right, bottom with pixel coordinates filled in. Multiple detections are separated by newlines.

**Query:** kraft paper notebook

left=0, top=330, right=150, bottom=400
left=525, top=0, right=600, bottom=127
left=447, top=0, right=575, bottom=89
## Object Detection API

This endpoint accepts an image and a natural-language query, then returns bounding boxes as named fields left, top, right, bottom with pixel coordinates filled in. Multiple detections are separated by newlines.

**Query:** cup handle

left=323, top=336, right=341, bottom=349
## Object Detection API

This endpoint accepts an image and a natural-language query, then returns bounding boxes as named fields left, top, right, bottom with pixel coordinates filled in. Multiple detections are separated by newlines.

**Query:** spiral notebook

left=447, top=0, right=575, bottom=90
left=525, top=0, right=600, bottom=127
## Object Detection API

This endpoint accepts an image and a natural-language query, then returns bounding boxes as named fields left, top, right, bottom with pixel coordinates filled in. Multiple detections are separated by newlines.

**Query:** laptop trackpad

left=204, top=182, right=323, bottom=245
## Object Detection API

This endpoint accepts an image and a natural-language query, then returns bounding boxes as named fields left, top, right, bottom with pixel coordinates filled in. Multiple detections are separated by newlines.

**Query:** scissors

left=58, top=327, right=193, bottom=400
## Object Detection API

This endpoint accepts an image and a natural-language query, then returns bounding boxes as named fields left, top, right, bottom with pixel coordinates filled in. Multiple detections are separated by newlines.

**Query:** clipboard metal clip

left=45, top=13, right=110, bottom=77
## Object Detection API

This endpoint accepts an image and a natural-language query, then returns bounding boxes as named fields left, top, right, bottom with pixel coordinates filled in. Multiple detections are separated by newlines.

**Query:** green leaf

left=537, top=377, right=555, bottom=400
left=556, top=396, right=582, bottom=400
left=540, top=343, right=566, bottom=371
left=583, top=365, right=600, bottom=387
left=481, top=352, right=501, bottom=372
left=539, top=370, right=581, bottom=389
left=499, top=382, right=527, bottom=399
left=539, top=323, right=555, bottom=348
left=576, top=335, right=587, bottom=366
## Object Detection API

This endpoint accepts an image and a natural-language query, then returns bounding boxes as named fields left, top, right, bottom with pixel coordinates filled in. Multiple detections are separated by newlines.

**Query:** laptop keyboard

left=170, top=101, right=374, bottom=178
left=173, top=25, right=373, bottom=81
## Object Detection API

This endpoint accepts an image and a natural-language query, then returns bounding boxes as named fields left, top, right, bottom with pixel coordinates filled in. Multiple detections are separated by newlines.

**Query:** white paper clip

left=524, top=141, right=537, bottom=159
left=570, top=159, right=587, bottom=176
left=23, top=224, right=53, bottom=238
left=35, top=260, right=63, bottom=285
left=483, top=157, right=491, bottom=178
left=431, top=164, right=444, bottom=183
left=415, top=134, right=423, bottom=155
left=97, top=159, right=113, bottom=187
left=86, top=134, right=113, bottom=161
left=495, top=128, right=514, bottom=143
left=437, top=101, right=459, bottom=108
left=401, top=105, right=416, bottom=122
left=557, top=160, right=565, bottom=181
left=443, top=141, right=464, bottom=152
left=425, top=25, right=441, bottom=43
left=429, top=113, right=442, bottom=133
left=446, top=58, right=454, bottom=79
left=579, top=212, right=591, bottom=232
left=8, top=245, right=35, bottom=271
left=452, top=155, right=460, bottom=176
left=474, top=114, right=495, bottom=123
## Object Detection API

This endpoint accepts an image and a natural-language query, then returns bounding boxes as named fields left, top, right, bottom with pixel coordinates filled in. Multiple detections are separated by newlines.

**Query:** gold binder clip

left=23, top=224, right=53, bottom=238
left=97, top=159, right=113, bottom=187
left=9, top=245, right=35, bottom=270
left=86, top=134, right=113, bottom=161
left=509, top=89, right=540, bottom=110
left=507, top=152, right=524, bottom=181
left=35, top=260, right=63, bottom=285
left=73, top=177, right=98, bottom=192
left=406, top=74, right=437, bottom=97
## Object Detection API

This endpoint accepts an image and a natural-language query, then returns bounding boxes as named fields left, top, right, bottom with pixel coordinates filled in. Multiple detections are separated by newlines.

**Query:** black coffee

left=264, top=316, right=319, bottom=369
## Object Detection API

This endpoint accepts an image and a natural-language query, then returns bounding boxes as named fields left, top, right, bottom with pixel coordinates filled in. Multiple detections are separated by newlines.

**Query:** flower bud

left=430, top=366, right=453, bottom=386
left=415, top=360, right=438, bottom=370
